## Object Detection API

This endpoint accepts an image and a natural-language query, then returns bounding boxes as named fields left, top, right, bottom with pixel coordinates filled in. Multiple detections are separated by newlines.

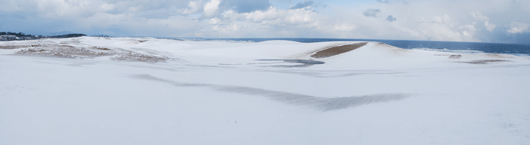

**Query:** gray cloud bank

left=363, top=9, right=381, bottom=17
left=386, top=15, right=397, bottom=22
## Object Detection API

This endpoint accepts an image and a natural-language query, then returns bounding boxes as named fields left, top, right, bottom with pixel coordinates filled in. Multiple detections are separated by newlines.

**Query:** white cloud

left=471, top=11, right=489, bottom=21
left=458, top=24, right=477, bottom=38
left=183, top=0, right=203, bottom=14
left=333, top=24, right=356, bottom=32
left=100, top=3, right=114, bottom=12
left=212, top=23, right=241, bottom=32
left=462, top=31, right=470, bottom=36
left=407, top=22, right=476, bottom=41
left=507, top=22, right=529, bottom=33
left=432, top=14, right=450, bottom=23
left=459, top=24, right=476, bottom=31
left=203, top=0, right=221, bottom=17
left=209, top=17, right=221, bottom=24
left=222, top=7, right=317, bottom=27
left=470, top=11, right=496, bottom=32
left=484, top=21, right=496, bottom=32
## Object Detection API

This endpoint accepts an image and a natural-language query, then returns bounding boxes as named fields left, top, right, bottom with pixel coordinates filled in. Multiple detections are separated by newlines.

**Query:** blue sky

left=1, top=0, right=529, bottom=44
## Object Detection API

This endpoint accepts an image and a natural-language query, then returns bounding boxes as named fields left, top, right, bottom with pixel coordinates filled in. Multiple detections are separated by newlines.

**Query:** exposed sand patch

left=0, top=45, right=29, bottom=49
left=486, top=53, right=515, bottom=58
left=11, top=44, right=179, bottom=63
left=460, top=59, right=510, bottom=64
left=111, top=51, right=175, bottom=63
left=15, top=45, right=116, bottom=58
left=376, top=42, right=410, bottom=54
left=449, top=55, right=462, bottom=59
left=97, top=47, right=111, bottom=50
left=311, top=42, right=368, bottom=58
left=376, top=42, right=394, bottom=47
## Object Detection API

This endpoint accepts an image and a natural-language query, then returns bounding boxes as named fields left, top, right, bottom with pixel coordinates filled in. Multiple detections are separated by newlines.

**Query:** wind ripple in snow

left=133, top=74, right=411, bottom=111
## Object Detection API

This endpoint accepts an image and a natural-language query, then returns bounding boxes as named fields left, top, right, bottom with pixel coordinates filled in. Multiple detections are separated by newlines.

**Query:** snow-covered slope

left=1, top=37, right=529, bottom=145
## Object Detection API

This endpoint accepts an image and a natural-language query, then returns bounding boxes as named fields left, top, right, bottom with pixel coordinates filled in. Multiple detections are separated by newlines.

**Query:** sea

left=182, top=38, right=530, bottom=57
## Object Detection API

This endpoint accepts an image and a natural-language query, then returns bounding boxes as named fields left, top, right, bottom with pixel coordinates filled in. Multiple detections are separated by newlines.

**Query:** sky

left=0, top=0, right=529, bottom=44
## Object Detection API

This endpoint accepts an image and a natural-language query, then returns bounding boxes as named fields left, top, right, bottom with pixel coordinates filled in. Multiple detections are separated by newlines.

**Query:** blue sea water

left=185, top=38, right=530, bottom=56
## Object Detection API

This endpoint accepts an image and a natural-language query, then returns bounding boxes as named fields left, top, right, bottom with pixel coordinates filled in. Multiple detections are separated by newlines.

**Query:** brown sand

left=96, top=47, right=111, bottom=50
left=111, top=51, right=174, bottom=63
left=449, top=55, right=462, bottom=59
left=461, top=59, right=509, bottom=64
left=12, top=44, right=175, bottom=63
left=311, top=42, right=367, bottom=58
left=0, top=45, right=29, bottom=49
left=376, top=42, right=393, bottom=47
left=486, top=54, right=514, bottom=58
left=16, top=45, right=116, bottom=58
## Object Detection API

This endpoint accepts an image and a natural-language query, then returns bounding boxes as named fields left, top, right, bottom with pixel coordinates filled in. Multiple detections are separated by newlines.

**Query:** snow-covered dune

left=1, top=37, right=529, bottom=145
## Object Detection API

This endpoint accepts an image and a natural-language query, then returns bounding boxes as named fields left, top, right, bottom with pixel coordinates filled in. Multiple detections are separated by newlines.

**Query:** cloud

left=212, top=23, right=241, bottom=32
left=221, top=7, right=317, bottom=26
left=202, top=7, right=321, bottom=37
left=507, top=22, right=529, bottom=34
left=0, top=0, right=193, bottom=19
left=289, top=1, right=315, bottom=9
left=209, top=17, right=221, bottom=24
left=432, top=14, right=450, bottom=23
left=0, top=0, right=529, bottom=44
left=484, top=21, right=496, bottom=32
left=471, top=11, right=489, bottom=21
left=333, top=24, right=356, bottom=32
left=469, top=11, right=496, bottom=32
left=376, top=0, right=390, bottom=3
left=459, top=24, right=476, bottom=30
left=204, top=0, right=221, bottom=17
left=182, top=1, right=204, bottom=14
left=386, top=15, right=396, bottom=22
left=363, top=9, right=380, bottom=17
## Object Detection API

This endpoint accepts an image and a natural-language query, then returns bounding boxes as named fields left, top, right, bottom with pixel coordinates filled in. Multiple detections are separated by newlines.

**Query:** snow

left=1, top=37, right=530, bottom=145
